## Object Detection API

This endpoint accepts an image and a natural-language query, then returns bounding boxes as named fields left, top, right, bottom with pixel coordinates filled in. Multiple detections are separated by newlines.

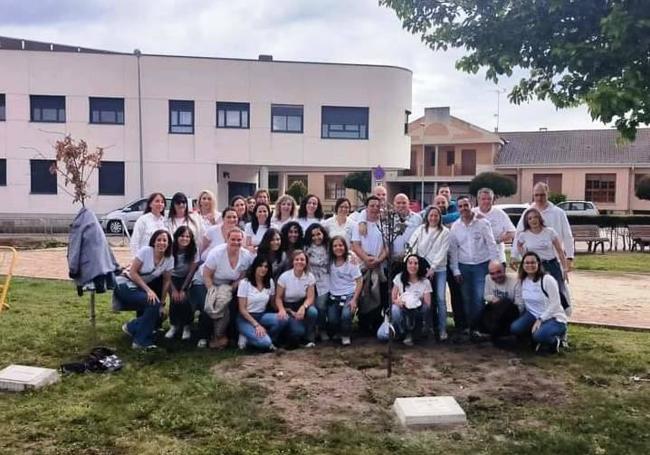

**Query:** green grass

left=574, top=252, right=650, bottom=273
left=1, top=278, right=649, bottom=454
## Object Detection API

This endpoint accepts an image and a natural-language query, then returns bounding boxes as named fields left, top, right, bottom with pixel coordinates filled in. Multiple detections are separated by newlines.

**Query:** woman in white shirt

left=230, top=195, right=250, bottom=228
left=202, top=207, right=239, bottom=261
left=379, top=254, right=432, bottom=346
left=408, top=206, right=450, bottom=340
left=304, top=224, right=330, bottom=333
left=511, top=251, right=568, bottom=353
left=296, top=194, right=324, bottom=233
left=275, top=250, right=318, bottom=347
left=196, top=189, right=221, bottom=231
left=321, top=197, right=356, bottom=245
left=166, top=192, right=202, bottom=249
left=271, top=194, right=297, bottom=230
left=244, top=203, right=271, bottom=251
left=116, top=229, right=173, bottom=349
left=236, top=256, right=288, bottom=351
left=129, top=192, right=168, bottom=256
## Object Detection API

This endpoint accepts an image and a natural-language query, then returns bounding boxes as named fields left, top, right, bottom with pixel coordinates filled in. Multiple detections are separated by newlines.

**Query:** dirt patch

left=214, top=340, right=568, bottom=434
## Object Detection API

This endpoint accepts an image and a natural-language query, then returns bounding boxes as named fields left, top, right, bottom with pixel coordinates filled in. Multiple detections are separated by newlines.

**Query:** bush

left=469, top=172, right=517, bottom=198
left=635, top=174, right=650, bottom=200
left=286, top=181, right=308, bottom=204
left=343, top=171, right=371, bottom=199
left=507, top=213, right=650, bottom=227
left=548, top=192, right=567, bottom=204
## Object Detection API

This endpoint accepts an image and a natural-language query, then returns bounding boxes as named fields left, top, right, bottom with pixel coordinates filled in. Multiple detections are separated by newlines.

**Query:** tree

left=548, top=192, right=567, bottom=205
left=50, top=135, right=103, bottom=207
left=380, top=0, right=650, bottom=140
left=635, top=174, right=650, bottom=200
left=343, top=171, right=371, bottom=200
left=469, top=172, right=516, bottom=198
left=286, top=180, right=308, bottom=204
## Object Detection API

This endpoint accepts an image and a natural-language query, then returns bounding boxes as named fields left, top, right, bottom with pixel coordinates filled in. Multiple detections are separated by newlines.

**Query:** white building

left=0, top=36, right=412, bottom=216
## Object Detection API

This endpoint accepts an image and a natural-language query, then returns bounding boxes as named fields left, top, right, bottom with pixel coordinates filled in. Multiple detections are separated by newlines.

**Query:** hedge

left=507, top=214, right=650, bottom=228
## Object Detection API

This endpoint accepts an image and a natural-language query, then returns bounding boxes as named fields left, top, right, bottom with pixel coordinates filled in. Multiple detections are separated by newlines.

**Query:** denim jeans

left=236, top=313, right=288, bottom=349
left=430, top=270, right=448, bottom=335
left=458, top=261, right=489, bottom=330
left=169, top=276, right=193, bottom=326
left=321, top=294, right=355, bottom=337
left=315, top=293, right=330, bottom=330
left=377, top=304, right=426, bottom=341
left=510, top=310, right=567, bottom=346
left=541, top=258, right=569, bottom=309
left=114, top=282, right=162, bottom=347
left=286, top=305, right=318, bottom=343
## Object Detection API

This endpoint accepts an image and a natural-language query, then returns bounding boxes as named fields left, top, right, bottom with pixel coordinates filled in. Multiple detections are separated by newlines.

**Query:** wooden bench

left=628, top=225, right=650, bottom=252
left=572, top=225, right=610, bottom=254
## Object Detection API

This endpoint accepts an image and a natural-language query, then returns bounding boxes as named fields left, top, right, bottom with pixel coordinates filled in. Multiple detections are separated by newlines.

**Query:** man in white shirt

left=473, top=187, right=516, bottom=264
left=349, top=185, right=387, bottom=223
left=481, top=260, right=519, bottom=339
left=449, top=195, right=499, bottom=335
left=392, top=193, right=422, bottom=261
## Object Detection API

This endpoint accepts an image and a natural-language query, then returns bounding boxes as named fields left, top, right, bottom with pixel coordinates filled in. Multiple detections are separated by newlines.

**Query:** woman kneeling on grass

left=116, top=229, right=173, bottom=349
left=236, top=256, right=288, bottom=351
left=275, top=250, right=318, bottom=348
left=379, top=254, right=432, bottom=346
left=511, top=251, right=567, bottom=353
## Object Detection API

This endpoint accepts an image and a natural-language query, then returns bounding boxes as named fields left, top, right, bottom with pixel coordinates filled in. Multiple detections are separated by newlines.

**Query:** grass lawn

left=574, top=252, right=650, bottom=273
left=0, top=278, right=649, bottom=454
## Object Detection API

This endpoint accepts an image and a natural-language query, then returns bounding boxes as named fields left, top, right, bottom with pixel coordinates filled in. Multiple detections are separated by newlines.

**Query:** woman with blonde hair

left=271, top=194, right=297, bottom=229
left=196, top=189, right=221, bottom=231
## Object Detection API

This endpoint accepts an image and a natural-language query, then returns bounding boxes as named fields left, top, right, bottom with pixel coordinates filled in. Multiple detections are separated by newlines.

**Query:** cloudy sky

left=0, top=0, right=605, bottom=132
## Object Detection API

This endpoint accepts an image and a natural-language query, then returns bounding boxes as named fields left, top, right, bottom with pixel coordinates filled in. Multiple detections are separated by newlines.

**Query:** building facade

left=0, top=36, right=412, bottom=216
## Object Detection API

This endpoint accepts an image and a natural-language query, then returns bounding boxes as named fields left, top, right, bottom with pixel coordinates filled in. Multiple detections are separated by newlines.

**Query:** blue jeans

left=542, top=258, right=569, bottom=309
left=458, top=261, right=489, bottom=330
left=510, top=310, right=567, bottom=347
left=115, top=282, right=162, bottom=347
left=322, top=294, right=355, bottom=337
left=286, top=305, right=318, bottom=343
left=430, top=270, right=448, bottom=335
left=377, top=304, right=426, bottom=341
left=236, top=313, right=288, bottom=349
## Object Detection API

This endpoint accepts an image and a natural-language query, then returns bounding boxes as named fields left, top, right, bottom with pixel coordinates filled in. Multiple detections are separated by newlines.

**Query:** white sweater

left=129, top=213, right=168, bottom=256
left=515, top=274, right=568, bottom=323
left=408, top=225, right=450, bottom=271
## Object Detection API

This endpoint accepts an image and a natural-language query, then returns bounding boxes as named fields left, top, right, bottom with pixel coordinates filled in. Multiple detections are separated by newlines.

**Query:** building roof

left=496, top=128, right=650, bottom=166
left=0, top=36, right=121, bottom=55
left=408, top=115, right=501, bottom=146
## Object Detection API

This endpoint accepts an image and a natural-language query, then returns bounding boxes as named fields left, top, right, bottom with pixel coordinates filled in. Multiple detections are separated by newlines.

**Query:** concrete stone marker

left=393, top=396, right=467, bottom=429
left=0, top=365, right=60, bottom=392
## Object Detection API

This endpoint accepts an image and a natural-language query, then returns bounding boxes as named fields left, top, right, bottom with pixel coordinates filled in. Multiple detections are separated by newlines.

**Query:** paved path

left=9, top=247, right=650, bottom=330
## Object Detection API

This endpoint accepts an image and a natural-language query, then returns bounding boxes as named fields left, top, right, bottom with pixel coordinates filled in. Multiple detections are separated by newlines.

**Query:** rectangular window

left=321, top=106, right=369, bottom=139
left=533, top=173, right=563, bottom=194
left=216, top=102, right=249, bottom=129
left=324, top=175, right=346, bottom=200
left=89, top=97, right=124, bottom=124
left=446, top=150, right=455, bottom=166
left=0, top=159, right=6, bottom=186
left=30, top=95, right=65, bottom=123
left=0, top=94, right=5, bottom=121
left=30, top=160, right=57, bottom=194
left=585, top=173, right=616, bottom=203
left=271, top=104, right=303, bottom=133
left=404, top=110, right=411, bottom=135
left=287, top=174, right=308, bottom=189
left=169, top=100, right=194, bottom=134
left=98, top=161, right=125, bottom=195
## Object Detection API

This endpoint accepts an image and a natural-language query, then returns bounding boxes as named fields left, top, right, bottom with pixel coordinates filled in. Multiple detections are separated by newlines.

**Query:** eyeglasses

left=533, top=193, right=546, bottom=197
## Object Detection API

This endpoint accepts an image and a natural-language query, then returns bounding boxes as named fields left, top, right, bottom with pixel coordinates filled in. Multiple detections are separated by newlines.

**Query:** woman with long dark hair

left=230, top=195, right=250, bottom=228
left=304, top=224, right=330, bottom=338
left=321, top=197, right=356, bottom=245
left=166, top=192, right=202, bottom=248
left=296, top=194, right=324, bottom=233
left=244, top=202, right=271, bottom=251
left=130, top=192, right=168, bottom=256
left=257, top=227, right=284, bottom=281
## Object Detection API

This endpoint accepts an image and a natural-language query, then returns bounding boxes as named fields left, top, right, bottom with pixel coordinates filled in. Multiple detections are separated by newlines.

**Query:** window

left=287, top=174, right=308, bottom=189
left=169, top=100, right=194, bottom=134
left=30, top=160, right=57, bottom=194
left=325, top=175, right=346, bottom=200
left=0, top=94, right=5, bottom=121
left=0, top=159, right=6, bottom=186
left=533, top=173, right=563, bottom=194
left=98, top=161, right=125, bottom=195
left=404, top=110, right=411, bottom=135
left=585, top=173, right=616, bottom=203
left=90, top=97, right=124, bottom=124
left=30, top=95, right=65, bottom=123
left=321, top=106, right=369, bottom=139
left=271, top=104, right=303, bottom=133
left=446, top=150, right=455, bottom=166
left=217, top=102, right=249, bottom=129
left=425, top=145, right=436, bottom=166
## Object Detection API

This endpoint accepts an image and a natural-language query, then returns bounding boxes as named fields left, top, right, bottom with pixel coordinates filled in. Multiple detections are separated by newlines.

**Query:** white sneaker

left=181, top=325, right=192, bottom=340
left=403, top=335, right=414, bottom=346
left=439, top=332, right=448, bottom=342
left=303, top=341, right=316, bottom=348
left=341, top=336, right=351, bottom=346
left=164, top=326, right=178, bottom=339
left=197, top=339, right=208, bottom=348
left=238, top=334, right=247, bottom=350
left=121, top=323, right=132, bottom=337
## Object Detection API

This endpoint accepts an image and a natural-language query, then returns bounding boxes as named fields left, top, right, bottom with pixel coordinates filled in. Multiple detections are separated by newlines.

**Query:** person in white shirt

left=116, top=229, right=173, bottom=349
left=296, top=194, right=324, bottom=233
left=391, top=193, right=423, bottom=262
left=129, top=192, right=168, bottom=256
left=195, top=189, right=221, bottom=232
left=201, top=207, right=239, bottom=261
left=304, top=224, right=330, bottom=322
left=511, top=252, right=568, bottom=353
left=244, top=202, right=271, bottom=251
left=236, top=256, right=288, bottom=351
left=230, top=195, right=250, bottom=228
left=256, top=228, right=285, bottom=281
left=481, top=260, right=520, bottom=339
left=379, top=254, right=432, bottom=346
left=271, top=194, right=297, bottom=230
left=349, top=185, right=387, bottom=223
left=449, top=195, right=499, bottom=335
left=409, top=206, right=450, bottom=340
left=165, top=192, right=202, bottom=250
left=321, top=197, right=357, bottom=245
left=473, top=187, right=515, bottom=264
left=275, top=250, right=319, bottom=347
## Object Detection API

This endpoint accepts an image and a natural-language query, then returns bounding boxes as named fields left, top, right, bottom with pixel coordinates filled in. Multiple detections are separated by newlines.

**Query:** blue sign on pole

left=373, top=165, right=385, bottom=181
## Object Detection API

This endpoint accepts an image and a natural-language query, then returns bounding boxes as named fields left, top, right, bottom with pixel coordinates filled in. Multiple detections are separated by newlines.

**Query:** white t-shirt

left=473, top=206, right=515, bottom=263
left=521, top=277, right=547, bottom=318
left=244, top=223, right=268, bottom=247
left=202, top=225, right=227, bottom=261
left=305, top=244, right=330, bottom=295
left=171, top=251, right=199, bottom=278
left=129, top=213, right=168, bottom=256
left=237, top=278, right=275, bottom=314
left=277, top=270, right=316, bottom=303
left=351, top=220, right=384, bottom=257
left=392, top=274, right=432, bottom=309
left=133, top=246, right=174, bottom=284
left=515, top=227, right=559, bottom=261
left=321, top=216, right=356, bottom=245
left=271, top=217, right=294, bottom=230
left=329, top=260, right=362, bottom=296
left=296, top=217, right=321, bottom=233
left=200, top=244, right=253, bottom=285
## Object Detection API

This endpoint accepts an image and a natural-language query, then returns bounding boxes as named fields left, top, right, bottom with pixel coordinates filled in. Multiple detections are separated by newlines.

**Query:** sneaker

left=439, top=332, right=448, bottom=342
left=132, top=342, right=157, bottom=350
left=553, top=337, right=562, bottom=354
left=320, top=332, right=330, bottom=342
left=403, top=335, right=414, bottom=346
left=341, top=336, right=351, bottom=346
left=181, top=325, right=192, bottom=340
left=560, top=333, right=569, bottom=349
left=534, top=343, right=541, bottom=353
left=197, top=339, right=208, bottom=348
left=164, top=325, right=178, bottom=339
left=237, top=334, right=247, bottom=350
left=303, top=341, right=316, bottom=348
left=269, top=344, right=277, bottom=352
left=121, top=323, right=132, bottom=337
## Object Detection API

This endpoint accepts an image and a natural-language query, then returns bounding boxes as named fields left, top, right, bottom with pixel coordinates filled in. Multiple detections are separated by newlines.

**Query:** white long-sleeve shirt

left=473, top=206, right=515, bottom=263
left=392, top=211, right=423, bottom=258
left=449, top=215, right=499, bottom=275
left=514, top=202, right=574, bottom=259
left=129, top=213, right=168, bottom=256
left=409, top=225, right=450, bottom=271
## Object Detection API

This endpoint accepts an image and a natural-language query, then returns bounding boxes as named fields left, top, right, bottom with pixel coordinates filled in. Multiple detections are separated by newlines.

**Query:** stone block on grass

left=0, top=365, right=60, bottom=392
left=393, top=396, right=467, bottom=429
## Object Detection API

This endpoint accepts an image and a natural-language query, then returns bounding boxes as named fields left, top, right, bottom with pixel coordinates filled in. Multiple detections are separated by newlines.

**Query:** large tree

left=469, top=172, right=517, bottom=198
left=380, top=0, right=650, bottom=140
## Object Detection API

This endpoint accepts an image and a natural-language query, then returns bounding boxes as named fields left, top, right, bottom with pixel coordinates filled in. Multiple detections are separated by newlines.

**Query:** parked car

left=556, top=201, right=600, bottom=216
left=493, top=203, right=530, bottom=216
left=100, top=196, right=196, bottom=234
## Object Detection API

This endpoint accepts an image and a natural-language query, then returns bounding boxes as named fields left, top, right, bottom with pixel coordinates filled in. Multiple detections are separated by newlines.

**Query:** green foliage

left=380, top=0, right=650, bottom=140
left=343, top=171, right=371, bottom=198
left=269, top=189, right=279, bottom=203
left=548, top=192, right=567, bottom=204
left=635, top=174, right=650, bottom=200
left=469, top=172, right=517, bottom=198
left=286, top=180, right=308, bottom=204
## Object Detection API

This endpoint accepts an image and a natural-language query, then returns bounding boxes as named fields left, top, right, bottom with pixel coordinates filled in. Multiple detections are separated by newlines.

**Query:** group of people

left=113, top=181, right=573, bottom=354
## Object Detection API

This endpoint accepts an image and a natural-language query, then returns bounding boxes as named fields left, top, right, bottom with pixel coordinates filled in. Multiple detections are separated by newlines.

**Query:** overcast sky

left=0, top=0, right=606, bottom=132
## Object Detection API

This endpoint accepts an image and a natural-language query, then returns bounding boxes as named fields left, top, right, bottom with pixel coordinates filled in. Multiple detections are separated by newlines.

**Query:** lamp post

left=420, top=122, right=426, bottom=209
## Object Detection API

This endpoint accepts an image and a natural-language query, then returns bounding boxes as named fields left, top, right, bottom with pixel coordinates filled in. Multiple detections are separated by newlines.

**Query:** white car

left=100, top=196, right=196, bottom=234
left=556, top=201, right=600, bottom=216
left=493, top=203, right=530, bottom=216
